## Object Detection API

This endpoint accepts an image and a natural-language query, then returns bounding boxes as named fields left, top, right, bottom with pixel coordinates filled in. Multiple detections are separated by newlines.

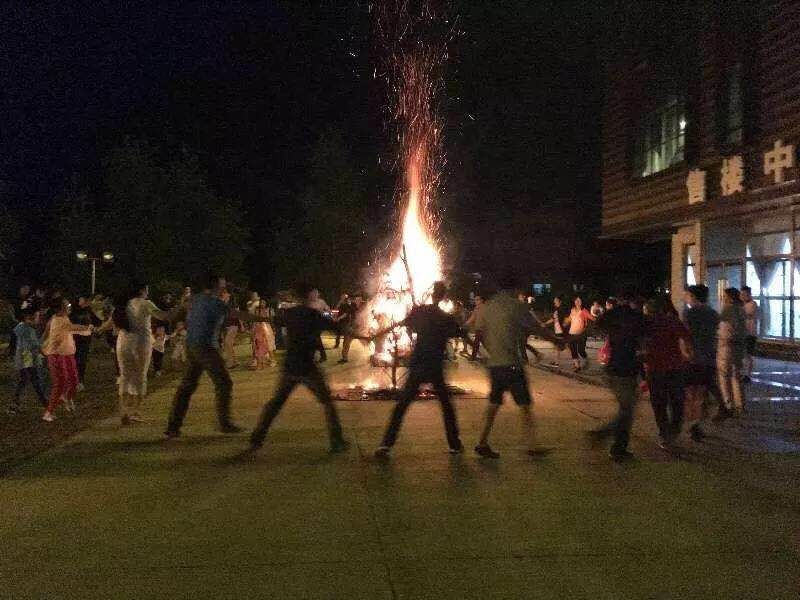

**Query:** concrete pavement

left=2, top=340, right=798, bottom=599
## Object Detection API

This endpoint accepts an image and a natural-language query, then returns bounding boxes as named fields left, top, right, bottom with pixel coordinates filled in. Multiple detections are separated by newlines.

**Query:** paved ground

left=2, top=338, right=799, bottom=599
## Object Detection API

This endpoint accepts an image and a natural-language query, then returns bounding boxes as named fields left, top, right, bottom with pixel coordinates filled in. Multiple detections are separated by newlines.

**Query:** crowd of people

left=4, top=274, right=761, bottom=463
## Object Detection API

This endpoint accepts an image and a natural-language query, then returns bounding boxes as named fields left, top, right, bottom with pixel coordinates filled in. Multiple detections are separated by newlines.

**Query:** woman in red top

left=644, top=295, right=692, bottom=448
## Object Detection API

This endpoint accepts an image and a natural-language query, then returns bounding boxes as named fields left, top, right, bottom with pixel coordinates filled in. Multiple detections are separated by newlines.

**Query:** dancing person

left=171, top=321, right=188, bottom=367
left=250, top=301, right=277, bottom=369
left=70, top=294, right=101, bottom=391
left=41, top=298, right=93, bottom=421
left=221, top=291, right=242, bottom=369
left=586, top=293, right=645, bottom=461
left=166, top=275, right=267, bottom=438
left=307, top=288, right=330, bottom=363
left=517, top=292, right=543, bottom=363
left=152, top=325, right=168, bottom=377
left=564, top=296, right=595, bottom=372
left=472, top=280, right=565, bottom=459
left=682, top=284, right=727, bottom=425
left=718, top=288, right=747, bottom=416
left=10, top=308, right=47, bottom=412
left=740, top=286, right=759, bottom=383
left=246, top=291, right=261, bottom=314
left=8, top=284, right=33, bottom=358
left=250, top=283, right=348, bottom=452
left=333, top=293, right=350, bottom=349
left=644, top=295, right=692, bottom=450
left=463, top=294, right=485, bottom=361
left=543, top=296, right=568, bottom=366
left=374, top=282, right=463, bottom=458
left=116, top=285, right=173, bottom=425
left=338, top=294, right=364, bottom=363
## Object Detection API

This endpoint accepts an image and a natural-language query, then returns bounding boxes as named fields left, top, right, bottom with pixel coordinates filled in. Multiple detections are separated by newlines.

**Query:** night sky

left=1, top=0, right=605, bottom=290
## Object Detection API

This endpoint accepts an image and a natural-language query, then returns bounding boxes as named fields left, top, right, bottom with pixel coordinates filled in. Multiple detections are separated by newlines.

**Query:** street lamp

left=76, top=250, right=114, bottom=295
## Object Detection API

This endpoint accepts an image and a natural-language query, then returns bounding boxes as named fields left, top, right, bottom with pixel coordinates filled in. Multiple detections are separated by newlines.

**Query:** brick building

left=601, top=2, right=800, bottom=347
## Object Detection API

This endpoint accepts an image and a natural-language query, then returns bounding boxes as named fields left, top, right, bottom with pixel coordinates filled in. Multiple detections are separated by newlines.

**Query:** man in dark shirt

left=375, top=281, right=463, bottom=458
left=590, top=294, right=646, bottom=461
left=681, top=284, right=727, bottom=423
left=250, top=283, right=348, bottom=453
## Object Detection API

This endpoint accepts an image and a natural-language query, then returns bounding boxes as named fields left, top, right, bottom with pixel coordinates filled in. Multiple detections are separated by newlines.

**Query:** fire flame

left=367, top=0, right=451, bottom=363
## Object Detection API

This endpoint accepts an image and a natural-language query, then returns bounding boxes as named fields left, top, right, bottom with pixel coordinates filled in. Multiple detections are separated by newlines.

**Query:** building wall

left=601, top=1, right=800, bottom=240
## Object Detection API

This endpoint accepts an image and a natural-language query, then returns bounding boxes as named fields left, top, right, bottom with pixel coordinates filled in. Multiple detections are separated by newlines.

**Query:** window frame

left=632, top=95, right=687, bottom=179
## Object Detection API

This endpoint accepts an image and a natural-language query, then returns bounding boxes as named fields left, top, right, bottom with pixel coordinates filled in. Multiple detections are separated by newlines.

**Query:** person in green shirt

left=472, top=278, right=564, bottom=459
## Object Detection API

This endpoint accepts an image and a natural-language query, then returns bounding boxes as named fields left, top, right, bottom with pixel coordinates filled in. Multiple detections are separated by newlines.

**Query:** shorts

left=488, top=366, right=531, bottom=406
left=746, top=335, right=757, bottom=355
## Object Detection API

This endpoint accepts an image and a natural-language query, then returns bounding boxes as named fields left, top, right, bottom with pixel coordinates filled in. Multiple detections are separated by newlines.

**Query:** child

left=41, top=298, right=93, bottom=421
left=171, top=321, right=187, bottom=367
left=11, top=308, right=47, bottom=412
left=250, top=302, right=276, bottom=369
left=151, top=324, right=168, bottom=377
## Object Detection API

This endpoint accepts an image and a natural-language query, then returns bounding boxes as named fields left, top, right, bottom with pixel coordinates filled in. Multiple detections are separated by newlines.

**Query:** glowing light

left=366, top=1, right=450, bottom=362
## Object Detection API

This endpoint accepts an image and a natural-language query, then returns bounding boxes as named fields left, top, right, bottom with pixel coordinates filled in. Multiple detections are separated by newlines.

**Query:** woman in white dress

left=115, top=285, right=172, bottom=425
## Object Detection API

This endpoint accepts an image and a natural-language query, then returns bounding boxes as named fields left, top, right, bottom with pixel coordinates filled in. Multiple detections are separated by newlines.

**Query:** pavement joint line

left=8, top=547, right=794, bottom=572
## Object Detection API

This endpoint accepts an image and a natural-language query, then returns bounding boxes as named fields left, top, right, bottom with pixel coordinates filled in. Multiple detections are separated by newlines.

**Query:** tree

left=274, top=127, right=372, bottom=299
left=47, top=139, right=249, bottom=294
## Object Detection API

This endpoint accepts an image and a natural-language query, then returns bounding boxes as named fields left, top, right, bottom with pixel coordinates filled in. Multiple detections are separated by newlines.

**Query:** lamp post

left=76, top=250, right=114, bottom=295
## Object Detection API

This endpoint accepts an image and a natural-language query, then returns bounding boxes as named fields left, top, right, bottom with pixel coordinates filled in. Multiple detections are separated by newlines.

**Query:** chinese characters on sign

left=763, top=139, right=795, bottom=184
left=720, top=155, right=744, bottom=196
left=686, top=169, right=706, bottom=204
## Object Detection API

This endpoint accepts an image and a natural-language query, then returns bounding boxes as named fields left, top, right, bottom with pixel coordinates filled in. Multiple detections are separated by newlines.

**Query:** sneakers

left=374, top=446, right=391, bottom=459
left=449, top=442, right=465, bottom=455
left=337, top=358, right=349, bottom=364
left=249, top=433, right=264, bottom=450
left=690, top=424, right=705, bottom=442
left=609, top=449, right=634, bottom=462
left=527, top=447, right=553, bottom=458
left=330, top=439, right=351, bottom=454
left=163, top=429, right=181, bottom=439
left=474, top=444, right=500, bottom=459
left=218, top=423, right=244, bottom=434
left=42, top=411, right=55, bottom=422
left=585, top=429, right=605, bottom=449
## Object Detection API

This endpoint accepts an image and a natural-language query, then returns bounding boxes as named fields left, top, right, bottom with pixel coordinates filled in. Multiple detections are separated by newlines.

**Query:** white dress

left=117, top=298, right=159, bottom=396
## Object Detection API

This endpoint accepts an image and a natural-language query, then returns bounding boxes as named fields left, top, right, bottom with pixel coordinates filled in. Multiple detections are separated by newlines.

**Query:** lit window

left=685, top=244, right=697, bottom=286
left=634, top=96, right=686, bottom=177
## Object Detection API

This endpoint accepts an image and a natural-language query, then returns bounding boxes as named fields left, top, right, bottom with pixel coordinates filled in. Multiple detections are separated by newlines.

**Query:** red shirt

left=645, top=314, right=690, bottom=374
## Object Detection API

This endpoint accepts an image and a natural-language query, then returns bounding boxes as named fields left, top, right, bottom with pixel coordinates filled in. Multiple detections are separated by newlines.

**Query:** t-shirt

left=186, top=293, right=230, bottom=349
left=405, top=304, right=459, bottom=371
left=683, top=305, right=719, bottom=366
left=474, top=291, right=541, bottom=368
left=13, top=322, right=41, bottom=369
left=645, top=313, right=690, bottom=374
left=280, top=305, right=335, bottom=375
left=596, top=306, right=645, bottom=377
left=127, top=298, right=160, bottom=338
left=553, top=310, right=564, bottom=335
